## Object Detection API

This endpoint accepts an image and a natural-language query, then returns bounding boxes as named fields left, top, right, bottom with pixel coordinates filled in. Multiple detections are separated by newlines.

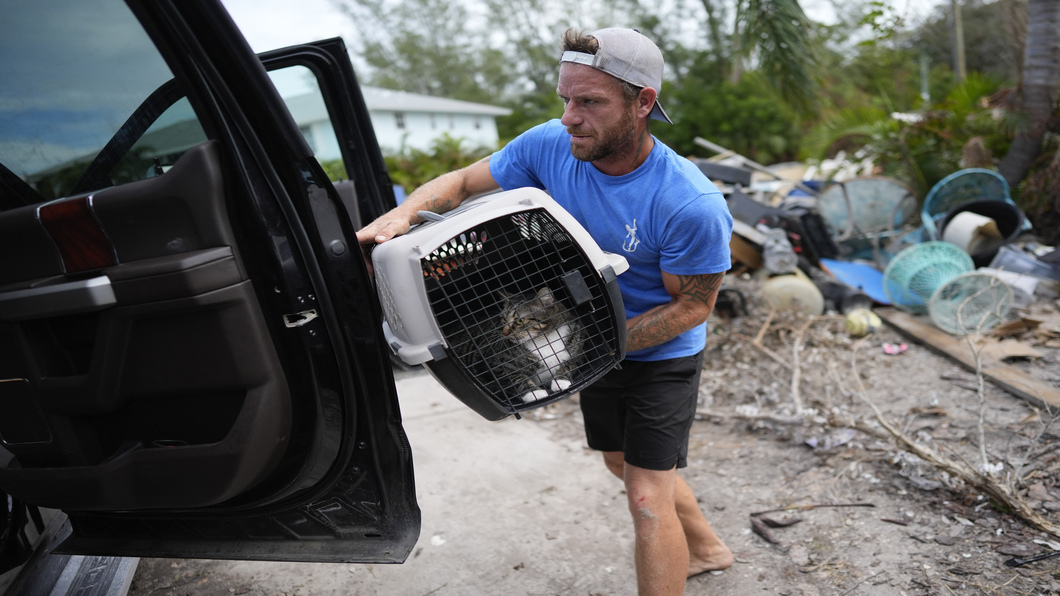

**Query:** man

left=357, top=27, right=734, bottom=596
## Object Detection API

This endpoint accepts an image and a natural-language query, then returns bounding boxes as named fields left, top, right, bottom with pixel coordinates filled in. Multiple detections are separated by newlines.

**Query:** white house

left=285, top=86, right=512, bottom=160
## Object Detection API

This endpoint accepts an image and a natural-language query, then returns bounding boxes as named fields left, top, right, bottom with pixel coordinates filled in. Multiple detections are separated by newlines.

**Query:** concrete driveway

left=131, top=369, right=646, bottom=595
left=361, top=369, right=638, bottom=595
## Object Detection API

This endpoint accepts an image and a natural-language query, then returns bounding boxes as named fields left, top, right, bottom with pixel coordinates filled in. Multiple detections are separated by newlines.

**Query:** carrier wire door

left=373, top=188, right=628, bottom=420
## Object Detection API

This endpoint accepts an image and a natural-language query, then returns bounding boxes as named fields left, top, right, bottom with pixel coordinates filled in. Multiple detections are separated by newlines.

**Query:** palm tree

left=694, top=0, right=821, bottom=112
left=998, top=0, right=1060, bottom=197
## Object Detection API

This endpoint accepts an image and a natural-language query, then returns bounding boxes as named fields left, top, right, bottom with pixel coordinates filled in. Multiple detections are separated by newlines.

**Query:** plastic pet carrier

left=372, top=188, right=629, bottom=420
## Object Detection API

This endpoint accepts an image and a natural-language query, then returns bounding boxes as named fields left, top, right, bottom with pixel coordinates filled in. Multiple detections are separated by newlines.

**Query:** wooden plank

left=729, top=234, right=763, bottom=270
left=732, top=218, right=767, bottom=245
left=876, top=307, right=1060, bottom=409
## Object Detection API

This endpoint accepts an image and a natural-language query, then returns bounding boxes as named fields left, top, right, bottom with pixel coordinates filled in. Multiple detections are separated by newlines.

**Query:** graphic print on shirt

left=623, top=219, right=640, bottom=253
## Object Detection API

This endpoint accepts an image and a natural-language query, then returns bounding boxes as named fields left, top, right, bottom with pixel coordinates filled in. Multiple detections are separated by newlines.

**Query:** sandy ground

left=129, top=284, right=1060, bottom=596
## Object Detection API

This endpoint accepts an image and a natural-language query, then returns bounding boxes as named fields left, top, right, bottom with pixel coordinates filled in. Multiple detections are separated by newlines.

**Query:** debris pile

left=691, top=139, right=1060, bottom=580
left=693, top=137, right=1060, bottom=349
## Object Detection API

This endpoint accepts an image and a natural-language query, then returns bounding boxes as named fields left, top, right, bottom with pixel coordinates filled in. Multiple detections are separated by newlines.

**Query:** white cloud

left=220, top=0, right=361, bottom=53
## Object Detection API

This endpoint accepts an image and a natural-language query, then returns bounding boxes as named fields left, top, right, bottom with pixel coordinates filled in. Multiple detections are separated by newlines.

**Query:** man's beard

left=568, top=108, right=637, bottom=163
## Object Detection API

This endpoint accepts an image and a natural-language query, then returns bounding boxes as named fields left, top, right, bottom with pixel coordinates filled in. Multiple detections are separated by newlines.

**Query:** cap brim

left=650, top=100, right=672, bottom=124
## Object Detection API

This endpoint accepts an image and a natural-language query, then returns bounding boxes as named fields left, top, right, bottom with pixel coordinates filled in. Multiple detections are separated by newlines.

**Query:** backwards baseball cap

left=560, top=28, right=672, bottom=124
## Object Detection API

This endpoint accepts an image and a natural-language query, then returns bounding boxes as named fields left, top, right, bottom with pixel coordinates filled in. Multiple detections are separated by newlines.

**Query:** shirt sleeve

left=488, top=122, right=553, bottom=191
left=659, top=192, right=733, bottom=276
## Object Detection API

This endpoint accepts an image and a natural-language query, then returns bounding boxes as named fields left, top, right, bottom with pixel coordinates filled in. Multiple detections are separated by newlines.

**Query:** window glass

left=0, top=0, right=198, bottom=202
left=269, top=66, right=346, bottom=181
left=123, top=98, right=207, bottom=178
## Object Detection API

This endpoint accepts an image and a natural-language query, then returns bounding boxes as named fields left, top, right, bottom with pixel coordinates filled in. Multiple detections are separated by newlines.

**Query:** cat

left=498, top=287, right=584, bottom=403
left=448, top=286, right=583, bottom=405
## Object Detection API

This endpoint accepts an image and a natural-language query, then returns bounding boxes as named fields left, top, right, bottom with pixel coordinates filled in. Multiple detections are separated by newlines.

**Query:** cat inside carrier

left=372, top=187, right=628, bottom=420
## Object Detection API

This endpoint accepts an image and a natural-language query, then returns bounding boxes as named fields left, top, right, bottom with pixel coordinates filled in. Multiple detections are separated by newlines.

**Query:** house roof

left=361, top=86, right=512, bottom=116
left=282, top=86, right=512, bottom=123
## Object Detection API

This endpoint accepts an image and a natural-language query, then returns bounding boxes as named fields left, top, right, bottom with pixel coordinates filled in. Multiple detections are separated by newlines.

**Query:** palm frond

left=739, top=0, right=821, bottom=113
left=801, top=106, right=895, bottom=159
left=943, top=72, right=1005, bottom=114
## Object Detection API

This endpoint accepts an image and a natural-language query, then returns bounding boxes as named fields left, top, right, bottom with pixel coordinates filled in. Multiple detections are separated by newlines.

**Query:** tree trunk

left=951, top=0, right=967, bottom=82
left=699, top=0, right=728, bottom=77
left=998, top=0, right=1060, bottom=192
left=729, top=0, right=745, bottom=85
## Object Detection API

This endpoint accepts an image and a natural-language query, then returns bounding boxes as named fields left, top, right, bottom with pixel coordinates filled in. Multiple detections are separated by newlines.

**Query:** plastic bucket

left=939, top=200, right=1024, bottom=267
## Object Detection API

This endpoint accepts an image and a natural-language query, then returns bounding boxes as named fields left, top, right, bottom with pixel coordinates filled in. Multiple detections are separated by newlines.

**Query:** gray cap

left=560, top=28, right=672, bottom=124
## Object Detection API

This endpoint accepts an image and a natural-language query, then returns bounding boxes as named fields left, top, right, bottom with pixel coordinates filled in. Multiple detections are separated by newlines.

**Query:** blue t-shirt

left=489, top=119, right=733, bottom=361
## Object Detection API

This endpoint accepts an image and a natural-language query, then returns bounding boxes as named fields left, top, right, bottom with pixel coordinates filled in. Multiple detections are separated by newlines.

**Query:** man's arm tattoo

left=627, top=310, right=682, bottom=351
left=678, top=271, right=725, bottom=306
left=625, top=272, right=726, bottom=351
left=422, top=194, right=457, bottom=213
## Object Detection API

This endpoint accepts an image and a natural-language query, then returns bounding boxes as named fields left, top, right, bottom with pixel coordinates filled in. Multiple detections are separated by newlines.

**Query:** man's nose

left=560, top=104, right=580, bottom=127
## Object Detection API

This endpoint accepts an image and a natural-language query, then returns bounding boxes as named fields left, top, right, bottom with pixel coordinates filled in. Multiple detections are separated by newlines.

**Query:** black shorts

left=579, top=351, right=704, bottom=471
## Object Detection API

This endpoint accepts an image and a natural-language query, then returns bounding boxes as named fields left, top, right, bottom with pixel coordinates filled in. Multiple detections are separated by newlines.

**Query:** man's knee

left=623, top=465, right=678, bottom=519
left=602, top=451, right=625, bottom=479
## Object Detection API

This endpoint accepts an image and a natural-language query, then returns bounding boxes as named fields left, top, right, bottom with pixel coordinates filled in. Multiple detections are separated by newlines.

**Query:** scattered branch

left=732, top=331, right=793, bottom=370
left=695, top=409, right=806, bottom=426
left=790, top=316, right=845, bottom=412
left=750, top=502, right=875, bottom=517
left=846, top=339, right=1060, bottom=539
left=838, top=571, right=888, bottom=596
left=755, top=308, right=776, bottom=344
left=954, top=274, right=1009, bottom=471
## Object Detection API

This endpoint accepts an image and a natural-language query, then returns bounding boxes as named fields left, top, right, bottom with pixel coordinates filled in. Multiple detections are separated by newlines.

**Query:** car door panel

left=0, top=0, right=419, bottom=567
left=0, top=141, right=290, bottom=510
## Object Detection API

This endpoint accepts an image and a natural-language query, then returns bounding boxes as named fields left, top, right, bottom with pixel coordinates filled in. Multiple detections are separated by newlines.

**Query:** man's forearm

left=625, top=272, right=724, bottom=353
left=626, top=301, right=709, bottom=353
left=357, top=158, right=496, bottom=245
left=402, top=170, right=474, bottom=223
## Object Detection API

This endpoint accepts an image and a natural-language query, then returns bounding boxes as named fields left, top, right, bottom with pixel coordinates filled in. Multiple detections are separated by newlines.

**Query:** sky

left=220, top=0, right=941, bottom=73
left=220, top=0, right=849, bottom=53
left=220, top=0, right=360, bottom=54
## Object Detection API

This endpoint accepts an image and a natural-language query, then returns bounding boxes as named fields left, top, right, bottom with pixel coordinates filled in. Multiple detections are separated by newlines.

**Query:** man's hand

left=356, top=214, right=412, bottom=246
left=355, top=209, right=420, bottom=275
left=354, top=158, right=501, bottom=274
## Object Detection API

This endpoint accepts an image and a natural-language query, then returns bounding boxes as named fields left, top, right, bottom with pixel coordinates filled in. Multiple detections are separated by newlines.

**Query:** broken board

left=877, top=307, right=1060, bottom=409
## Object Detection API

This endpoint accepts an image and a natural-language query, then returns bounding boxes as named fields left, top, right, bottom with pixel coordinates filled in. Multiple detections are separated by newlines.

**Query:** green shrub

left=383, top=134, right=492, bottom=194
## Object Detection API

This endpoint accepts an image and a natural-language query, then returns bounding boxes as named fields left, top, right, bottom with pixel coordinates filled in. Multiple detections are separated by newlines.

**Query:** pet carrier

left=372, top=187, right=629, bottom=420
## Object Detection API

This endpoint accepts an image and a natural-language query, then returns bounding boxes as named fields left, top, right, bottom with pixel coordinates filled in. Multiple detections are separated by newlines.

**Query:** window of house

left=429, top=114, right=436, bottom=130
left=395, top=112, right=406, bottom=130
left=474, top=116, right=481, bottom=130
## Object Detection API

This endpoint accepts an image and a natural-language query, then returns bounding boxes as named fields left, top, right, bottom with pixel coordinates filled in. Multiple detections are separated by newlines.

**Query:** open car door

left=0, top=0, right=418, bottom=567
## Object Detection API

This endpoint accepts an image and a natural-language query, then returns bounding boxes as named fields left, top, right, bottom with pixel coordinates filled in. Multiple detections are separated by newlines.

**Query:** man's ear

left=636, top=87, right=658, bottom=120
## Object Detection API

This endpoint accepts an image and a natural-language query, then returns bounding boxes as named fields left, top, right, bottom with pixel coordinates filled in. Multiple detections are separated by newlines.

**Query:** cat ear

left=536, top=287, right=554, bottom=306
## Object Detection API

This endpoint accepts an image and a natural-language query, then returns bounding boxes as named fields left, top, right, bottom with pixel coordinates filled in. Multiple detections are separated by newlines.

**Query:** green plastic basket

left=929, top=272, right=1013, bottom=335
left=882, top=241, right=974, bottom=313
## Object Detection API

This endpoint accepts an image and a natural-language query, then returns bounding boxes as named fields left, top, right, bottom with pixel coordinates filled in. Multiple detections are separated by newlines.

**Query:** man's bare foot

left=687, top=543, right=735, bottom=578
